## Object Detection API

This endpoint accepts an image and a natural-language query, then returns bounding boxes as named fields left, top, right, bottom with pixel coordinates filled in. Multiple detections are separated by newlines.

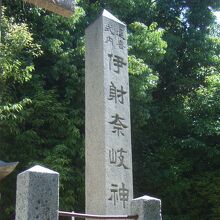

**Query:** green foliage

left=0, top=9, right=42, bottom=124
left=128, top=21, right=166, bottom=129
left=129, top=22, right=167, bottom=64
left=0, top=5, right=85, bottom=218
left=0, top=16, right=41, bottom=82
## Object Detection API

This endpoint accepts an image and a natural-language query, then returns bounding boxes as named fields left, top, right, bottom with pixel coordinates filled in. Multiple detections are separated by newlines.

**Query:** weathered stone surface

left=15, top=165, right=59, bottom=220
left=24, top=0, right=75, bottom=17
left=85, top=9, right=133, bottom=215
left=130, top=196, right=162, bottom=220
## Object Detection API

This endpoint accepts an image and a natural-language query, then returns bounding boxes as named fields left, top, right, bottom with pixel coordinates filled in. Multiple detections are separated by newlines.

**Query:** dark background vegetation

left=0, top=0, right=220, bottom=219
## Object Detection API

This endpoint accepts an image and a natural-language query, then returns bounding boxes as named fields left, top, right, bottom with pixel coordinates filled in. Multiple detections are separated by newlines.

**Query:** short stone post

left=130, top=196, right=162, bottom=220
left=15, top=165, right=59, bottom=220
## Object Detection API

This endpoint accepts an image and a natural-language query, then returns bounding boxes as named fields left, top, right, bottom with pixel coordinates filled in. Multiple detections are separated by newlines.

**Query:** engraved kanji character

left=117, top=28, right=125, bottom=40
left=108, top=82, right=127, bottom=104
left=113, top=55, right=127, bottom=74
left=105, top=24, right=115, bottom=35
left=119, top=183, right=129, bottom=208
left=108, top=113, right=128, bottom=136
left=108, top=54, right=127, bottom=74
left=117, top=148, right=129, bottom=169
left=105, top=36, right=114, bottom=46
left=117, top=39, right=125, bottom=50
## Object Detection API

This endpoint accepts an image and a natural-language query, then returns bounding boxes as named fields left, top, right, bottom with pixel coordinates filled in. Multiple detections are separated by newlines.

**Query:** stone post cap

left=86, top=9, right=126, bottom=31
left=19, top=165, right=59, bottom=175
left=102, top=9, right=125, bottom=26
left=132, top=196, right=161, bottom=203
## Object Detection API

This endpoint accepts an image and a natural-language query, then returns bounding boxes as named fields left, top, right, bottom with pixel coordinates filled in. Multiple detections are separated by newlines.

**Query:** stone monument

left=13, top=8, right=162, bottom=220
left=85, top=9, right=133, bottom=215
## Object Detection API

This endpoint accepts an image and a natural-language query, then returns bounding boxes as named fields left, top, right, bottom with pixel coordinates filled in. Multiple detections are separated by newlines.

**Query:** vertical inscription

left=104, top=12, right=133, bottom=212
left=85, top=10, right=133, bottom=215
left=105, top=24, right=126, bottom=50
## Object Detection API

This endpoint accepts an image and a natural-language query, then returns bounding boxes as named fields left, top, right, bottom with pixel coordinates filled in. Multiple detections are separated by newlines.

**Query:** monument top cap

left=101, top=9, right=125, bottom=26
left=86, top=9, right=126, bottom=31
left=132, top=195, right=161, bottom=202
left=21, top=165, right=59, bottom=175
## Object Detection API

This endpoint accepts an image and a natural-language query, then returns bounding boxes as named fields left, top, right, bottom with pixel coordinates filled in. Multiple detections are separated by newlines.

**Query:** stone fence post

left=130, top=196, right=162, bottom=220
left=15, top=165, right=59, bottom=220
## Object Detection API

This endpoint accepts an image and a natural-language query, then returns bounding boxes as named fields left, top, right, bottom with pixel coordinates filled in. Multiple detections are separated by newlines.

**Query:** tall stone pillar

left=85, top=9, right=133, bottom=215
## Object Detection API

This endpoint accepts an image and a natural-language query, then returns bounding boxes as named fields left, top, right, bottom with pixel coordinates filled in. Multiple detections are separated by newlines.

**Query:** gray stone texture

left=85, top=9, right=133, bottom=215
left=15, top=165, right=59, bottom=220
left=24, top=0, right=75, bottom=17
left=130, top=196, right=162, bottom=220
